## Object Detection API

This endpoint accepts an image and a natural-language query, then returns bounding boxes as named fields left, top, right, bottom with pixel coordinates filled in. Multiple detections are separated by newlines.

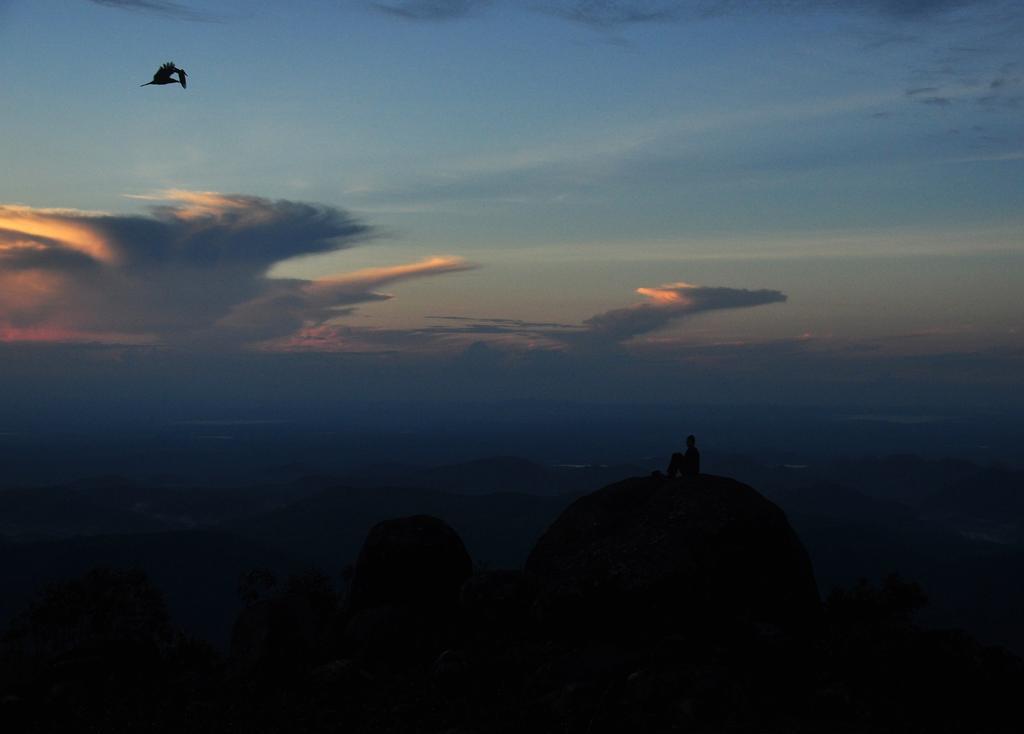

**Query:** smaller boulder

left=344, top=516, right=473, bottom=667
left=347, top=515, right=473, bottom=613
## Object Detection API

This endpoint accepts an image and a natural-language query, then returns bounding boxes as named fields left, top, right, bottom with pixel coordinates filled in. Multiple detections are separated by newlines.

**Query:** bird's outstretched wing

left=153, top=61, right=176, bottom=83
left=176, top=68, right=188, bottom=89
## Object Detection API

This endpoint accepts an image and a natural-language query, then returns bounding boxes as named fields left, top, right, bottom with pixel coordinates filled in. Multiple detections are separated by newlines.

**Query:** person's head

left=686, top=434, right=696, bottom=447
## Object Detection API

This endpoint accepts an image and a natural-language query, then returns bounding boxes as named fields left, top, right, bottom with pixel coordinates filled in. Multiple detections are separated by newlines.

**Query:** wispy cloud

left=255, top=280, right=788, bottom=355
left=369, top=0, right=1016, bottom=26
left=0, top=192, right=474, bottom=348
left=428, top=315, right=578, bottom=329
left=86, top=0, right=220, bottom=22
left=545, top=1, right=681, bottom=28
left=371, top=0, right=492, bottom=21
left=947, top=149, right=1024, bottom=162
left=234, top=257, right=478, bottom=348
left=92, top=0, right=1019, bottom=27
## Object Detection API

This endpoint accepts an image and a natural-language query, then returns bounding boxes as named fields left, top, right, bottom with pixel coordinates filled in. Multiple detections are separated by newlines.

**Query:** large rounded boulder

left=526, top=474, right=820, bottom=640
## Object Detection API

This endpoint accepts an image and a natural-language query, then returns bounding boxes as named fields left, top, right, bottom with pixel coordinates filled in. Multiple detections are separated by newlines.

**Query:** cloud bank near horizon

left=0, top=192, right=474, bottom=347
left=264, top=281, right=790, bottom=355
left=2, top=199, right=1016, bottom=411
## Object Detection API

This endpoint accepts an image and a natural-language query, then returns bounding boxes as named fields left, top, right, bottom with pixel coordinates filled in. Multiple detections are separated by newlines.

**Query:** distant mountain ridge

left=230, top=484, right=578, bottom=570
left=0, top=530, right=295, bottom=647
left=336, top=455, right=642, bottom=496
left=0, top=457, right=636, bottom=543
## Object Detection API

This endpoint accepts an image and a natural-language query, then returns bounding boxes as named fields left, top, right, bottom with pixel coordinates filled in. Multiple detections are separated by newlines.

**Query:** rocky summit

left=527, top=473, right=821, bottom=640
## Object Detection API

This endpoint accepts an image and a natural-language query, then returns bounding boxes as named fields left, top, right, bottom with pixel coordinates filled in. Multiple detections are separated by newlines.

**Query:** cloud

left=91, top=0, right=1016, bottom=27
left=975, top=69, right=1023, bottom=108
left=0, top=194, right=780, bottom=359
left=578, top=282, right=787, bottom=345
left=546, top=1, right=681, bottom=28
left=989, top=74, right=1020, bottom=89
left=0, top=192, right=474, bottom=348
left=251, top=280, right=786, bottom=356
left=428, top=315, right=578, bottom=329
left=370, top=0, right=492, bottom=21
left=86, top=0, right=219, bottom=21
left=864, top=0, right=994, bottom=17
left=257, top=305, right=571, bottom=355
left=368, top=0, right=1013, bottom=27
left=540, top=1, right=1016, bottom=31
left=229, top=256, right=478, bottom=348
left=4, top=323, right=1018, bottom=418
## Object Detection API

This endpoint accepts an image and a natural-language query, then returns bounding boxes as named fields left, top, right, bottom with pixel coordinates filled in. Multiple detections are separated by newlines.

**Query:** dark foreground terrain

left=1, top=474, right=1021, bottom=733
left=2, top=452, right=1022, bottom=654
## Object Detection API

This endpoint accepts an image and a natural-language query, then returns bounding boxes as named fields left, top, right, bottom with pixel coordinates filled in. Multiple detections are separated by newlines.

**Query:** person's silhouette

left=666, top=434, right=700, bottom=478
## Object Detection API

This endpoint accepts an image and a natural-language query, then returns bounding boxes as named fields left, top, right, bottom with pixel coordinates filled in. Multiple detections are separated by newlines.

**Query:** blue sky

left=0, top=0, right=1021, bottom=414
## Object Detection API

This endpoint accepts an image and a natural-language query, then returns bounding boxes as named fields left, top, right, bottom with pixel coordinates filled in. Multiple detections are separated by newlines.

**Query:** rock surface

left=526, top=474, right=820, bottom=639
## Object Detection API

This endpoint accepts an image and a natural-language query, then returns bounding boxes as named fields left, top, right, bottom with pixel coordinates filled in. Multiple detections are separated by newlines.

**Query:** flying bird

left=140, top=62, right=187, bottom=89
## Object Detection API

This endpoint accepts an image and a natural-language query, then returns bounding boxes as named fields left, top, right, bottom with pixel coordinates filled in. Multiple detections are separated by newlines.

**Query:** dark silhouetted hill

left=785, top=505, right=1024, bottom=655
left=764, top=481, right=916, bottom=526
left=0, top=485, right=170, bottom=541
left=921, top=467, right=1024, bottom=543
left=0, top=531, right=297, bottom=647
left=0, top=477, right=333, bottom=540
left=231, top=484, right=577, bottom=569
left=746, top=466, right=1024, bottom=655
left=830, top=453, right=981, bottom=506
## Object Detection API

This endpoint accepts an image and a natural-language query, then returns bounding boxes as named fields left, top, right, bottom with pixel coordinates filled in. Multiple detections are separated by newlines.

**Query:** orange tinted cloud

left=222, top=256, right=477, bottom=349
left=581, top=282, right=786, bottom=346
left=0, top=206, right=115, bottom=263
left=635, top=282, right=697, bottom=306
left=130, top=190, right=282, bottom=226
left=0, top=193, right=473, bottom=348
left=0, top=324, right=152, bottom=344
left=306, top=256, right=475, bottom=304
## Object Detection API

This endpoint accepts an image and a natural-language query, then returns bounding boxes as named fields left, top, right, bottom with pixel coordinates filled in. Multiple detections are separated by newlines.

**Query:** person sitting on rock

left=666, top=435, right=700, bottom=478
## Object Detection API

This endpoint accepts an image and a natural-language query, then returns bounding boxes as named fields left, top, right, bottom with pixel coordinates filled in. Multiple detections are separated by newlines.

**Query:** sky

left=0, top=0, right=1022, bottom=422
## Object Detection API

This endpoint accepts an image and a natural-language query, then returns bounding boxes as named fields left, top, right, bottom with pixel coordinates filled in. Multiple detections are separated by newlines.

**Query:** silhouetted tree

left=238, top=567, right=279, bottom=606
left=3, top=567, right=172, bottom=663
